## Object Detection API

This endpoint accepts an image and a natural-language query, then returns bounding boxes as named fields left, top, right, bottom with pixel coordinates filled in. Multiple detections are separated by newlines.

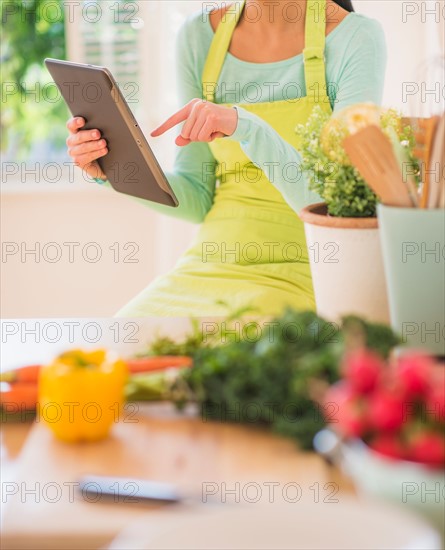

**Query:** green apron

left=117, top=0, right=332, bottom=317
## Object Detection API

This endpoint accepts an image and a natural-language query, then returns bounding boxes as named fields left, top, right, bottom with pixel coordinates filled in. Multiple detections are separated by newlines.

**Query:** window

left=66, top=1, right=205, bottom=167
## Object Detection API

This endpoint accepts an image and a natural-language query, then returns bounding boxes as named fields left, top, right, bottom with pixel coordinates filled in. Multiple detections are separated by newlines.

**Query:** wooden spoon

left=426, top=113, right=445, bottom=208
left=343, top=125, right=414, bottom=207
left=413, top=116, right=440, bottom=208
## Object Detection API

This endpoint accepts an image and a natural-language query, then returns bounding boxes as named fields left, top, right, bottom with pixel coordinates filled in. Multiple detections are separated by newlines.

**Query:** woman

left=66, top=0, right=386, bottom=317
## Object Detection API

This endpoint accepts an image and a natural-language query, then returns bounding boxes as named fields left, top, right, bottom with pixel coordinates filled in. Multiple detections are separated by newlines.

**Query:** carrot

left=0, top=383, right=39, bottom=412
left=125, top=356, right=193, bottom=374
left=0, top=356, right=193, bottom=386
left=0, top=364, right=41, bottom=384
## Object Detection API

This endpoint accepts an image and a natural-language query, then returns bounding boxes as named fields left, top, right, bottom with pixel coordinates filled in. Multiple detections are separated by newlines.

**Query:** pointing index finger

left=150, top=100, right=199, bottom=137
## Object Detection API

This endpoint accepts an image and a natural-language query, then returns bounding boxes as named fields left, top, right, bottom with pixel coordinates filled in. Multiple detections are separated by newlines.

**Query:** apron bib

left=117, top=0, right=332, bottom=317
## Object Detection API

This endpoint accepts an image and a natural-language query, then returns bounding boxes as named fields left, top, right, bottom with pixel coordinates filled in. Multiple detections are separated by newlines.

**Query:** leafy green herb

left=180, top=310, right=400, bottom=449
left=130, top=309, right=401, bottom=450
left=296, top=104, right=420, bottom=217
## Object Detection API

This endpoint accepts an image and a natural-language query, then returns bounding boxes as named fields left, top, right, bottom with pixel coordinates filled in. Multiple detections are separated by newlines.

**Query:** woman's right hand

left=66, top=117, right=108, bottom=180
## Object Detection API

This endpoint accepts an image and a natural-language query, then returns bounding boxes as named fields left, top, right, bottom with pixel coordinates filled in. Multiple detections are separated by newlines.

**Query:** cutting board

left=1, top=403, right=344, bottom=550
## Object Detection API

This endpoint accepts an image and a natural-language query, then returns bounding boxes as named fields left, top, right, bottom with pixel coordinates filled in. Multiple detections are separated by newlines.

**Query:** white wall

left=357, top=0, right=445, bottom=116
left=1, top=179, right=197, bottom=318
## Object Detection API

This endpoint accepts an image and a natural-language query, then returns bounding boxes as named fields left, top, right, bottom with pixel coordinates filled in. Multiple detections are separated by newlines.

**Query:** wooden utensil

left=439, top=146, right=445, bottom=209
left=426, top=113, right=445, bottom=208
left=343, top=125, right=414, bottom=207
left=386, top=125, right=419, bottom=206
left=413, top=116, right=440, bottom=208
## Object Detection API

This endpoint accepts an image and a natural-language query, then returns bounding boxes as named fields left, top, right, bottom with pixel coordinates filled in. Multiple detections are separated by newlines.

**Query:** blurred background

left=1, top=0, right=444, bottom=317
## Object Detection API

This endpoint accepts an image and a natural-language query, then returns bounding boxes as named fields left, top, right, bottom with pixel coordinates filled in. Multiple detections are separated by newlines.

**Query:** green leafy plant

left=296, top=103, right=420, bottom=218
left=181, top=310, right=400, bottom=449
left=138, top=303, right=257, bottom=357
left=129, top=309, right=400, bottom=450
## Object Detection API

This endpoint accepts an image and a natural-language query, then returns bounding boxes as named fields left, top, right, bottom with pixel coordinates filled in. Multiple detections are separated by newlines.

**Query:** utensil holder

left=378, top=204, right=445, bottom=356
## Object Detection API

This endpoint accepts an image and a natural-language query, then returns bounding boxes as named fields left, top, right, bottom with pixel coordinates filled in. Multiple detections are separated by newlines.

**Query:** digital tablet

left=45, top=58, right=178, bottom=207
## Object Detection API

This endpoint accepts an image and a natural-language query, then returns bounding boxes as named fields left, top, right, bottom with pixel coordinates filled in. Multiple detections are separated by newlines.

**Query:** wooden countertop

left=1, top=403, right=355, bottom=550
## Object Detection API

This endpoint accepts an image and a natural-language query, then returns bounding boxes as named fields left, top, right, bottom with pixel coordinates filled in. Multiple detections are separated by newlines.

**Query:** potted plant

left=320, top=348, right=445, bottom=541
left=297, top=104, right=418, bottom=324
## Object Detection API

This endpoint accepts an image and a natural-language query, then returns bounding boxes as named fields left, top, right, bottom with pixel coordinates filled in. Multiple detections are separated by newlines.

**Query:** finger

left=189, top=114, right=208, bottom=141
left=196, top=114, right=220, bottom=142
left=67, top=129, right=102, bottom=148
left=175, top=135, right=192, bottom=147
left=151, top=107, right=191, bottom=137
left=69, top=138, right=107, bottom=158
left=73, top=148, right=108, bottom=168
left=197, top=114, right=225, bottom=142
left=181, top=104, right=206, bottom=141
left=84, top=162, right=107, bottom=180
left=66, top=117, right=85, bottom=133
left=175, top=129, right=222, bottom=147
left=175, top=129, right=224, bottom=147
left=151, top=99, right=201, bottom=137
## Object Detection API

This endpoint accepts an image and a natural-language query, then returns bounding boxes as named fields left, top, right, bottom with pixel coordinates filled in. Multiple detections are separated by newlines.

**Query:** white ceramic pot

left=299, top=203, right=390, bottom=324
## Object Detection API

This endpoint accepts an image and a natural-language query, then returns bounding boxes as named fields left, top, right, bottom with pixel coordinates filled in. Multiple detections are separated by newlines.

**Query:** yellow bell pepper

left=39, top=349, right=128, bottom=443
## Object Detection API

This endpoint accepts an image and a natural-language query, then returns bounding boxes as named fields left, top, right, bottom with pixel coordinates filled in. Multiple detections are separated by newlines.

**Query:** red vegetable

left=426, top=385, right=445, bottom=424
left=324, top=382, right=368, bottom=438
left=370, top=435, right=406, bottom=460
left=0, top=383, right=39, bottom=412
left=368, top=391, right=405, bottom=432
left=342, top=349, right=383, bottom=394
left=406, top=433, right=445, bottom=468
left=0, top=364, right=41, bottom=385
left=397, top=353, right=435, bottom=398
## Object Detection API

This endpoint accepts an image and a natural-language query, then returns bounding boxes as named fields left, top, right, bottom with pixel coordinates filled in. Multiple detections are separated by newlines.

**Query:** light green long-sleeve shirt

left=98, top=11, right=387, bottom=221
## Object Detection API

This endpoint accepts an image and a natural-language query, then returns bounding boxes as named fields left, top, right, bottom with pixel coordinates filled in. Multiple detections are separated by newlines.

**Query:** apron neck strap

left=303, top=0, right=327, bottom=96
left=202, top=1, right=245, bottom=102
left=202, top=0, right=327, bottom=102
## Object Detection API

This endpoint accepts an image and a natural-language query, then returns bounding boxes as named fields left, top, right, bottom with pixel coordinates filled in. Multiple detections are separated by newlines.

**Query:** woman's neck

left=209, top=0, right=350, bottom=63
left=242, top=0, right=308, bottom=34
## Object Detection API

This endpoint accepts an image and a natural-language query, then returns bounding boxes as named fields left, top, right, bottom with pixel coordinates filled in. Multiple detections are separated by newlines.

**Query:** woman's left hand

left=151, top=99, right=238, bottom=146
